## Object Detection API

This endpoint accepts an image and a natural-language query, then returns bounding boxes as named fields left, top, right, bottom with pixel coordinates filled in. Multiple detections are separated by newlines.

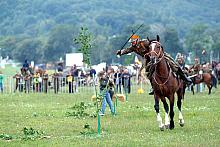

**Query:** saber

left=119, top=24, right=144, bottom=51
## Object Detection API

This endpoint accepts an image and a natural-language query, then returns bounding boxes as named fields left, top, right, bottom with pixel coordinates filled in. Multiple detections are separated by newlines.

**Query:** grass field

left=0, top=84, right=220, bottom=146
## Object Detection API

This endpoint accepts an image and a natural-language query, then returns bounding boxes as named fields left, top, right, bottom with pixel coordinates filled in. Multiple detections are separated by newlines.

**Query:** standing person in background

left=90, top=67, right=96, bottom=77
left=122, top=68, right=131, bottom=94
left=89, top=67, right=97, bottom=86
left=98, top=70, right=114, bottom=116
left=0, top=71, right=3, bottom=93
left=71, top=64, right=79, bottom=93
left=43, top=71, right=49, bottom=93
left=114, top=68, right=122, bottom=93
left=67, top=72, right=73, bottom=93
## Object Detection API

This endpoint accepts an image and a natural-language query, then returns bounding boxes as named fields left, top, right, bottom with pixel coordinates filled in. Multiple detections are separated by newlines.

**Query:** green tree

left=212, top=37, right=220, bottom=57
left=0, top=36, right=19, bottom=59
left=45, top=25, right=77, bottom=61
left=74, top=27, right=92, bottom=66
left=164, top=28, right=183, bottom=57
left=12, top=38, right=43, bottom=63
left=185, top=24, right=215, bottom=60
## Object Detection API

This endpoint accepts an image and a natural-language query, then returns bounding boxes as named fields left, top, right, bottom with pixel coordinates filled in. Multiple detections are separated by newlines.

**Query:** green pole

left=114, top=87, right=118, bottom=107
left=114, top=101, right=116, bottom=115
left=126, top=93, right=128, bottom=102
left=98, top=113, right=101, bottom=136
left=93, top=74, right=101, bottom=136
left=116, top=95, right=118, bottom=107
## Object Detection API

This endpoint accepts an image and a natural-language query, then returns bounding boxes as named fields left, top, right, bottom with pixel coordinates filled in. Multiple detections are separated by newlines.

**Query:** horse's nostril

left=150, top=57, right=155, bottom=62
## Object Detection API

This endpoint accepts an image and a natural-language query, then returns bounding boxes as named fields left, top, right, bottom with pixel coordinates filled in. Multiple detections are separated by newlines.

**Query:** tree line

left=0, top=23, right=220, bottom=65
left=0, top=0, right=220, bottom=64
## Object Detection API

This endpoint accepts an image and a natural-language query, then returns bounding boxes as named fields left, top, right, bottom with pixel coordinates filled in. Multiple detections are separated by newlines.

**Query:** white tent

left=66, top=53, right=83, bottom=67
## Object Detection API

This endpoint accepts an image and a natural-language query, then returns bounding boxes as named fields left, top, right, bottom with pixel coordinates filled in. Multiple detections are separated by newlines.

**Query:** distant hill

left=0, top=0, right=219, bottom=38
left=0, top=0, right=220, bottom=64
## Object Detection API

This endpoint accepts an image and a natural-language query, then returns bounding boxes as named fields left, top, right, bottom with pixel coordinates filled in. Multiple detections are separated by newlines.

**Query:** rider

left=176, top=53, right=185, bottom=69
left=23, top=59, right=29, bottom=70
left=116, top=35, right=192, bottom=95
left=190, top=57, right=201, bottom=74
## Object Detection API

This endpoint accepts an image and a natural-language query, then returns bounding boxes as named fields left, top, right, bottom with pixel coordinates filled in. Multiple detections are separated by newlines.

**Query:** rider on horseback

left=190, top=58, right=201, bottom=74
left=116, top=35, right=192, bottom=95
left=23, top=59, right=29, bottom=70
left=176, top=53, right=187, bottom=71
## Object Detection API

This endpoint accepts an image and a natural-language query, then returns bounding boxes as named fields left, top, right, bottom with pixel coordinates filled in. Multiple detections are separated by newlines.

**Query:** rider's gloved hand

left=116, top=50, right=121, bottom=56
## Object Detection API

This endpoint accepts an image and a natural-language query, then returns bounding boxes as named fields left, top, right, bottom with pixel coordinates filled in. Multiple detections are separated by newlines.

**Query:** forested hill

left=0, top=0, right=220, bottom=64
left=1, top=0, right=219, bottom=37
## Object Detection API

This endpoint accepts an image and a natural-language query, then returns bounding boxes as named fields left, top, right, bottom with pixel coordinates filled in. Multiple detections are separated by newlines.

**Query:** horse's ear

left=156, top=35, right=160, bottom=42
left=135, top=39, right=138, bottom=45
left=147, top=37, right=150, bottom=41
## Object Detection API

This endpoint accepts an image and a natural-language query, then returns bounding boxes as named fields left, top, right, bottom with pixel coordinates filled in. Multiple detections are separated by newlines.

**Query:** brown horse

left=145, top=35, right=185, bottom=130
left=189, top=73, right=216, bottom=95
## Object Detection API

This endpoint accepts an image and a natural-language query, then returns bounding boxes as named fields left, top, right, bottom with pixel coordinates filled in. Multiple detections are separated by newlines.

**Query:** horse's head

left=145, top=35, right=164, bottom=64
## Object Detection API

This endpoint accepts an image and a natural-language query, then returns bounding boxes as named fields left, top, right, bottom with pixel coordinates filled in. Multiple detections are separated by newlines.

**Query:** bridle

left=144, top=41, right=163, bottom=59
left=144, top=41, right=164, bottom=65
left=145, top=41, right=171, bottom=86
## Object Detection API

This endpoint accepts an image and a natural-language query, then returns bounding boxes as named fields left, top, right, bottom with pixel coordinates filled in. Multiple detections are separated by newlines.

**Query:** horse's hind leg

left=161, top=97, right=170, bottom=129
left=191, top=85, right=194, bottom=95
left=208, top=84, right=212, bottom=95
left=177, top=90, right=184, bottom=127
left=169, top=95, right=175, bottom=130
left=154, top=96, right=165, bottom=131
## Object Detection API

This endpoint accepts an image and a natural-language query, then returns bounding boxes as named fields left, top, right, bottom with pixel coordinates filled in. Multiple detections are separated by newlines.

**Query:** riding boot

left=177, top=67, right=192, bottom=85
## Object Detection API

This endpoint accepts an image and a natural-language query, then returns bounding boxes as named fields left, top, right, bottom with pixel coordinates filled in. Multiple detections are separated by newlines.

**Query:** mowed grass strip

left=0, top=86, right=219, bottom=146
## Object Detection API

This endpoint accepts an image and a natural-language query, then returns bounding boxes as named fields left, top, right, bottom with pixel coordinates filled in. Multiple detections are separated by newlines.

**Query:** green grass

left=0, top=86, right=220, bottom=146
left=1, top=65, right=20, bottom=76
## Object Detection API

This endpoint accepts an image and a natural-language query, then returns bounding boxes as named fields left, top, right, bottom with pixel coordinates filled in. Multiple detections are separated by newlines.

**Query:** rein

left=153, top=58, right=172, bottom=86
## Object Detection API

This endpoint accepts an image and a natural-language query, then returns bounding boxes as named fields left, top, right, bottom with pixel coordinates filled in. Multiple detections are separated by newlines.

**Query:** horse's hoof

left=160, top=125, right=165, bottom=131
left=165, top=124, right=170, bottom=129
left=180, top=123, right=184, bottom=127
left=179, top=119, right=184, bottom=127
left=169, top=125, right=174, bottom=130
left=169, top=122, right=175, bottom=130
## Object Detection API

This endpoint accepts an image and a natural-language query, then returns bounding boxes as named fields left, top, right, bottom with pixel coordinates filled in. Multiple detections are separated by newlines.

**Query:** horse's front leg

left=161, top=97, right=170, bottom=129
left=154, top=95, right=165, bottom=131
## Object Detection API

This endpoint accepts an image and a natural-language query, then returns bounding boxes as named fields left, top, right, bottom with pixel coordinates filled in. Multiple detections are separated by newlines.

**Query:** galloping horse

left=189, top=73, right=216, bottom=95
left=145, top=35, right=185, bottom=130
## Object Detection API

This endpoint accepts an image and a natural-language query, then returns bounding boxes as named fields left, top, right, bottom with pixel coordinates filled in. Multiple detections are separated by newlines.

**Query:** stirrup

left=149, top=90, right=154, bottom=95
